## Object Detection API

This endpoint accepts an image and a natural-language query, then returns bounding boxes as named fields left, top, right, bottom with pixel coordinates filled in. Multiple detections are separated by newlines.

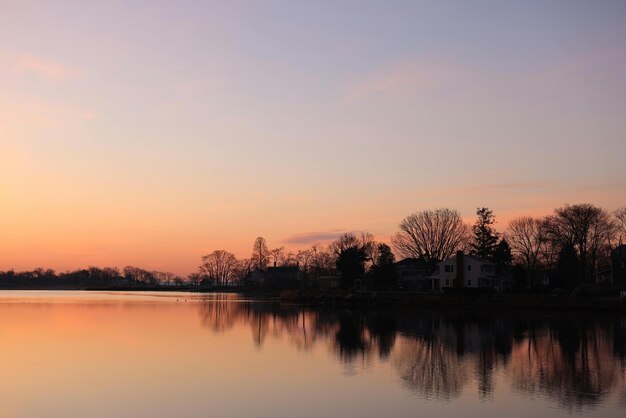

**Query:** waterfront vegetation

left=2, top=204, right=625, bottom=301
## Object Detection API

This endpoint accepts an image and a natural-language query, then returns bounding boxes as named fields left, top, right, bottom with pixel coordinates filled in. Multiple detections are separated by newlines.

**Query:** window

left=467, top=279, right=472, bottom=286
left=467, top=265, right=472, bottom=271
left=445, top=279, right=450, bottom=286
left=445, top=265, right=454, bottom=273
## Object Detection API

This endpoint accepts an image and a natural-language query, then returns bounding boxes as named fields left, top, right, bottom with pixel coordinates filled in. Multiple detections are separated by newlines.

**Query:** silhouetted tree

left=539, top=236, right=559, bottom=273
left=309, top=244, right=336, bottom=277
left=555, top=244, right=579, bottom=290
left=493, top=238, right=512, bottom=270
left=280, top=251, right=297, bottom=266
left=188, top=272, right=203, bottom=287
left=507, top=216, right=547, bottom=288
left=123, top=266, right=157, bottom=285
left=470, top=207, right=499, bottom=261
left=296, top=249, right=313, bottom=274
left=370, top=243, right=398, bottom=290
left=269, top=247, right=284, bottom=267
left=251, top=237, right=270, bottom=270
left=336, top=246, right=367, bottom=290
left=331, top=232, right=376, bottom=263
left=199, top=250, right=239, bottom=286
left=615, top=207, right=626, bottom=245
left=234, top=258, right=255, bottom=282
left=546, top=204, right=616, bottom=283
left=392, top=208, right=469, bottom=263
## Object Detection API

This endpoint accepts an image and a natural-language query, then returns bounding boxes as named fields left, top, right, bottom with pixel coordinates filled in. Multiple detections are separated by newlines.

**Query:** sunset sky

left=1, top=1, right=625, bottom=275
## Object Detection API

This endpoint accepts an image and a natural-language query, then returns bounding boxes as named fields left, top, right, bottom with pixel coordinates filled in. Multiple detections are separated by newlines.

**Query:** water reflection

left=197, top=295, right=626, bottom=412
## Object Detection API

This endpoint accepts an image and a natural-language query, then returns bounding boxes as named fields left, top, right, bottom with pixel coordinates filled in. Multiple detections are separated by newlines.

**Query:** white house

left=431, top=251, right=509, bottom=292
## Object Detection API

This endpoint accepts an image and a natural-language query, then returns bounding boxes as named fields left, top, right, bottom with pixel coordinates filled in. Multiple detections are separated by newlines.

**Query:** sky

left=1, top=0, right=625, bottom=275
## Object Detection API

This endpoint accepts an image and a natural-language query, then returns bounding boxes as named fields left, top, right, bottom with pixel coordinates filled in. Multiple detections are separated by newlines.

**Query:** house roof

left=612, top=245, right=626, bottom=258
left=267, top=266, right=299, bottom=272
left=439, top=253, right=494, bottom=265
left=395, top=258, right=421, bottom=266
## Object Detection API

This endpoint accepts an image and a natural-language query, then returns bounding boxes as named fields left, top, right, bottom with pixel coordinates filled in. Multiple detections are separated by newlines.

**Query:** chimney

left=455, top=251, right=464, bottom=288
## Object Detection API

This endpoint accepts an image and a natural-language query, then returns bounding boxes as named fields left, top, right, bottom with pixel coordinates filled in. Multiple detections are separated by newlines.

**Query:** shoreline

left=279, top=290, right=626, bottom=312
left=0, top=287, right=623, bottom=312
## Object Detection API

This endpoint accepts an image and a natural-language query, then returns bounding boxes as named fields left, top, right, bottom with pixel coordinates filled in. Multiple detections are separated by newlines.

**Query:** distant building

left=431, top=251, right=510, bottom=293
left=394, top=258, right=435, bottom=291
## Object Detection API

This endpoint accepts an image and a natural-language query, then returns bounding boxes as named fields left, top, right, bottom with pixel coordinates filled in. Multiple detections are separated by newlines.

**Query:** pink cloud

left=283, top=230, right=346, bottom=245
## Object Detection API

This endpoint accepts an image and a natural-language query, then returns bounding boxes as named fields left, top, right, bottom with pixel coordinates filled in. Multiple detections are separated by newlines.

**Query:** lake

left=0, top=291, right=624, bottom=417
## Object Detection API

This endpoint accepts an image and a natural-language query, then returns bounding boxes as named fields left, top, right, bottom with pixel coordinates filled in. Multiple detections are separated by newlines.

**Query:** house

left=317, top=275, right=340, bottom=290
left=394, top=258, right=435, bottom=291
left=609, top=245, right=626, bottom=287
left=431, top=251, right=510, bottom=293
left=538, top=269, right=554, bottom=287
left=245, top=269, right=267, bottom=288
left=265, top=265, right=302, bottom=289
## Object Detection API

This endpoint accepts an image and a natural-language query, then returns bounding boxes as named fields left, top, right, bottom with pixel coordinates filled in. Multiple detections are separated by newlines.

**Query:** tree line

left=392, top=203, right=626, bottom=290
left=0, top=265, right=185, bottom=289
left=195, top=203, right=625, bottom=292
left=1, top=203, right=624, bottom=291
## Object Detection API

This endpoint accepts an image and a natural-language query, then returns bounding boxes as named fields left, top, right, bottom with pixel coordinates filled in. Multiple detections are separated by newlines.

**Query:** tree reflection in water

left=196, top=295, right=626, bottom=412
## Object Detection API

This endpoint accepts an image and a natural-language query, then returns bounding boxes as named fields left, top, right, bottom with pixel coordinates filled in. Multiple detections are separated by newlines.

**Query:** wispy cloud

left=339, top=59, right=461, bottom=105
left=283, top=230, right=346, bottom=245
left=10, top=53, right=84, bottom=81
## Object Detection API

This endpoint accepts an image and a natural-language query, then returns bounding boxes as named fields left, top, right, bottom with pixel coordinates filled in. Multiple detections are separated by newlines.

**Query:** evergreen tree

left=493, top=238, right=512, bottom=270
left=555, top=243, right=579, bottom=290
left=336, top=246, right=367, bottom=290
left=470, top=207, right=499, bottom=261
left=370, top=243, right=398, bottom=290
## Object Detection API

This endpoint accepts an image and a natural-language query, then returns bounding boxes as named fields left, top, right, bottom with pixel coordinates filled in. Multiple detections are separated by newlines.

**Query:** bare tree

left=615, top=207, right=626, bottom=245
left=539, top=237, right=559, bottom=272
left=152, top=271, right=179, bottom=286
left=330, top=232, right=376, bottom=262
left=296, top=249, right=313, bottom=273
left=123, top=266, right=157, bottom=285
left=507, top=216, right=546, bottom=288
left=251, top=237, right=270, bottom=270
left=545, top=204, right=617, bottom=283
left=310, top=244, right=336, bottom=276
left=188, top=272, right=203, bottom=287
left=199, top=250, right=239, bottom=286
left=392, top=208, right=469, bottom=262
left=280, top=251, right=297, bottom=267
left=269, top=247, right=285, bottom=267
left=234, top=258, right=255, bottom=282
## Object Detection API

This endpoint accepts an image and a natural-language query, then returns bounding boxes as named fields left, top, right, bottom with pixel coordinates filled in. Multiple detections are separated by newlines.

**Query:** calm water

left=0, top=291, right=624, bottom=418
